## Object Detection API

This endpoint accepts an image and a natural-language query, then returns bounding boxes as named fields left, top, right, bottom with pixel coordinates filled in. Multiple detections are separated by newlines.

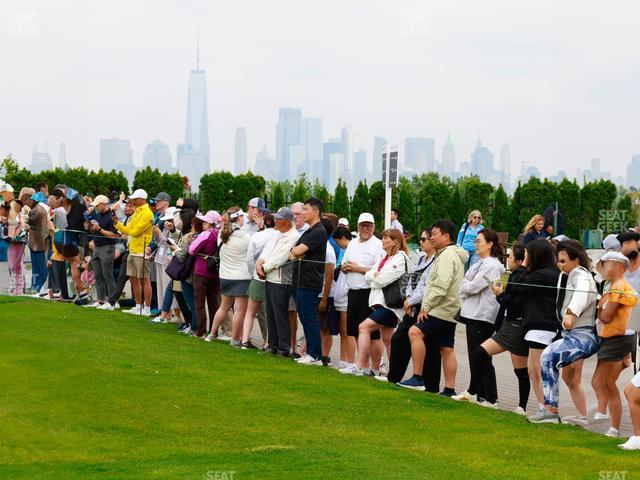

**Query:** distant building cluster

left=22, top=42, right=640, bottom=194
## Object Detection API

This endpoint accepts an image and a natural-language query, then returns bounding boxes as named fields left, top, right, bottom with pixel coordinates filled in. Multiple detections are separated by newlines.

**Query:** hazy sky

left=1, top=0, right=639, bottom=179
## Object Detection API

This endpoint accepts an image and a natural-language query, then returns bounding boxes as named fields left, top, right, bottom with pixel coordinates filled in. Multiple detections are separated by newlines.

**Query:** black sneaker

left=258, top=347, right=277, bottom=355
left=290, top=352, right=302, bottom=359
left=438, top=388, right=457, bottom=398
left=74, top=292, right=90, bottom=306
left=321, top=356, right=331, bottom=367
left=241, top=341, right=258, bottom=350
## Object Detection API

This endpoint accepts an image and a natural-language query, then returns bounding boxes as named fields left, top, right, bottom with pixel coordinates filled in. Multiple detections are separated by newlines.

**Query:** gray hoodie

left=460, top=256, right=506, bottom=324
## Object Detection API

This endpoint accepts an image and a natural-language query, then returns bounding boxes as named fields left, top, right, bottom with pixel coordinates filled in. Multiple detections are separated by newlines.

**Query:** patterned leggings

left=541, top=327, right=600, bottom=408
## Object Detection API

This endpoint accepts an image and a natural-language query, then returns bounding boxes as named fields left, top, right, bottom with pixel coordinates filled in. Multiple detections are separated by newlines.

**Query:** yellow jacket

left=115, top=203, right=154, bottom=254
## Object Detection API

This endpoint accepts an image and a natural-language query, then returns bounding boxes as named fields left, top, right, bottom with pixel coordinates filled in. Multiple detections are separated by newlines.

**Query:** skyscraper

left=627, top=154, right=640, bottom=189
left=404, top=137, right=436, bottom=174
left=234, top=127, right=247, bottom=174
left=323, top=140, right=342, bottom=188
left=354, top=148, right=367, bottom=185
left=276, top=108, right=301, bottom=181
left=177, top=37, right=210, bottom=190
left=254, top=144, right=275, bottom=179
left=30, top=145, right=52, bottom=173
left=300, top=118, right=323, bottom=181
left=470, top=139, right=494, bottom=182
left=372, top=136, right=387, bottom=183
left=58, top=142, right=67, bottom=170
left=100, top=138, right=135, bottom=182
left=340, top=127, right=354, bottom=190
left=143, top=140, right=172, bottom=172
left=440, top=133, right=455, bottom=177
left=499, top=143, right=511, bottom=192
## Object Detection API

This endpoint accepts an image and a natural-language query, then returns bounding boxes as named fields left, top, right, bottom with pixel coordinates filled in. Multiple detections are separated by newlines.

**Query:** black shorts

left=369, top=306, right=399, bottom=329
left=55, top=242, right=80, bottom=259
left=347, top=289, right=380, bottom=340
left=412, top=315, right=456, bottom=349
left=318, top=297, right=339, bottom=335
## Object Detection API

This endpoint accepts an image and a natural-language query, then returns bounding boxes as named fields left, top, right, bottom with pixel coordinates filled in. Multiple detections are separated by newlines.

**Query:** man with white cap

left=338, top=218, right=349, bottom=229
left=85, top=195, right=118, bottom=307
left=243, top=197, right=266, bottom=234
left=339, top=212, right=384, bottom=375
left=114, top=189, right=154, bottom=315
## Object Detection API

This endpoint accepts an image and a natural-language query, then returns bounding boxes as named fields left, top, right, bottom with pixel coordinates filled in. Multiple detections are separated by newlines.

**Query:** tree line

left=2, top=156, right=635, bottom=242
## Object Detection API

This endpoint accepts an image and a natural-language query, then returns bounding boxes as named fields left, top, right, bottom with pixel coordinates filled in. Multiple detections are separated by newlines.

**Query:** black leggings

left=173, top=290, right=192, bottom=326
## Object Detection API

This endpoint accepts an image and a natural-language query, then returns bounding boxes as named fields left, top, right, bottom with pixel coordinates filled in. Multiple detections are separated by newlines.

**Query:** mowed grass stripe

left=0, top=297, right=637, bottom=479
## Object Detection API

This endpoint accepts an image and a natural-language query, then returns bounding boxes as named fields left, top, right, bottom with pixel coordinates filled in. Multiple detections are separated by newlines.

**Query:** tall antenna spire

left=196, top=32, right=200, bottom=71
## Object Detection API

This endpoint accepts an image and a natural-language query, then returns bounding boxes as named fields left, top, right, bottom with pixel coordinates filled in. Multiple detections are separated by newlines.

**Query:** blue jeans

left=541, top=327, right=601, bottom=408
left=293, top=287, right=322, bottom=359
left=161, top=282, right=174, bottom=313
left=181, top=281, right=197, bottom=331
left=29, top=248, right=48, bottom=292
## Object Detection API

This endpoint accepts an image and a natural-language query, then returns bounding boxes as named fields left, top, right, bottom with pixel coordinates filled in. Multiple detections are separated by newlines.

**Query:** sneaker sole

left=528, top=418, right=561, bottom=424
left=397, top=383, right=425, bottom=391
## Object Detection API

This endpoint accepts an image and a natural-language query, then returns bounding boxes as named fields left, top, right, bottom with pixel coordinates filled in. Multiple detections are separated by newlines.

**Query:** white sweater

left=365, top=251, right=411, bottom=320
left=219, top=229, right=252, bottom=281
left=260, top=228, right=301, bottom=284
left=246, top=228, right=278, bottom=280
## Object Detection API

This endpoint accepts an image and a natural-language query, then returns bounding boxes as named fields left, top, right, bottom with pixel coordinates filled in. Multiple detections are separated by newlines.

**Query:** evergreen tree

left=333, top=179, right=350, bottom=221
left=350, top=181, right=370, bottom=227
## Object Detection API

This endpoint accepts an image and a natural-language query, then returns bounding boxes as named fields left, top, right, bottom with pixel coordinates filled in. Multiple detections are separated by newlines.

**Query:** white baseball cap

left=0, top=183, right=14, bottom=193
left=602, top=233, right=621, bottom=252
left=598, top=251, right=630, bottom=267
left=128, top=189, right=148, bottom=200
left=338, top=217, right=349, bottom=227
left=357, top=212, right=375, bottom=224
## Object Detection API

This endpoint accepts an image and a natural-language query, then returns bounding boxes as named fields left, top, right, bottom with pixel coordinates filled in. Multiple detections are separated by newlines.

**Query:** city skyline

left=2, top=1, right=639, bottom=184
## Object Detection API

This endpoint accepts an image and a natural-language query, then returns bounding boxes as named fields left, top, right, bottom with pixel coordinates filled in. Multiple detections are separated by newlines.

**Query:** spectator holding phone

left=85, top=195, right=118, bottom=308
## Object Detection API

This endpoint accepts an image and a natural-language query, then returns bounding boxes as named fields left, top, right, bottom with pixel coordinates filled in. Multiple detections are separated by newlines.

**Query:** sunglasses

left=419, top=237, right=429, bottom=242
left=473, top=216, right=481, bottom=219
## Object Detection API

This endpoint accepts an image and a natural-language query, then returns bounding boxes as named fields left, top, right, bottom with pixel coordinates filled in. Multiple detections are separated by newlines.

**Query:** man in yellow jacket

left=114, top=189, right=154, bottom=315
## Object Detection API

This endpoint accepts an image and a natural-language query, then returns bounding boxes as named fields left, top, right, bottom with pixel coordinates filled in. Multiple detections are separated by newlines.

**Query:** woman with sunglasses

left=528, top=240, right=599, bottom=424
left=456, top=210, right=484, bottom=271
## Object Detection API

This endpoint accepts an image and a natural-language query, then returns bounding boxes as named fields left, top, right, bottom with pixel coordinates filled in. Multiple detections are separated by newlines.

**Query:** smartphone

left=90, top=219, right=99, bottom=226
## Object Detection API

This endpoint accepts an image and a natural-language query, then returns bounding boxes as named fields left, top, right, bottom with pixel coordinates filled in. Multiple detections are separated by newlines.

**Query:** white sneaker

left=451, top=390, right=478, bottom=403
left=593, top=411, right=610, bottom=420
left=141, top=306, right=151, bottom=316
left=217, top=334, right=232, bottom=342
left=338, top=364, right=363, bottom=375
left=296, top=354, right=323, bottom=366
left=478, top=399, right=498, bottom=409
left=563, top=415, right=589, bottom=427
left=605, top=427, right=620, bottom=438
left=338, top=360, right=348, bottom=369
left=204, top=333, right=215, bottom=342
left=150, top=316, right=165, bottom=324
left=97, top=302, right=118, bottom=311
left=180, top=327, right=193, bottom=335
left=373, top=375, right=388, bottom=382
left=619, top=436, right=640, bottom=450
left=514, top=407, right=526, bottom=415
left=123, top=306, right=144, bottom=315
left=83, top=301, right=101, bottom=308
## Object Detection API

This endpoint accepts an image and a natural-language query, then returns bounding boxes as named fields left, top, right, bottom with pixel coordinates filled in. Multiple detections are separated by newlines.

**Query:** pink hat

left=196, top=210, right=221, bottom=226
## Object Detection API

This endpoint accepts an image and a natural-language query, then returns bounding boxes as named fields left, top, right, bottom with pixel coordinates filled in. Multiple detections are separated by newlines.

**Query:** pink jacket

left=189, top=228, right=219, bottom=278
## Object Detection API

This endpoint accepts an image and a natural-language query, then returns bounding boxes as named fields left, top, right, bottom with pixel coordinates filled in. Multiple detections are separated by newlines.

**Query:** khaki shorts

left=126, top=255, right=152, bottom=279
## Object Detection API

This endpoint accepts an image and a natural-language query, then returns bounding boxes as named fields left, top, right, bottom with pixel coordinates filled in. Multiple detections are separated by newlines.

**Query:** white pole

left=384, top=144, right=391, bottom=229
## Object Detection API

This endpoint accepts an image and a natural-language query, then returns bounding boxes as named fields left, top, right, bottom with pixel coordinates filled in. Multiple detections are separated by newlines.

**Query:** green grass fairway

left=1, top=296, right=638, bottom=479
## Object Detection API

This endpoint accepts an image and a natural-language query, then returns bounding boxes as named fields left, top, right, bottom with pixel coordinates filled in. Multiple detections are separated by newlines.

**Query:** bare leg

left=321, top=329, right=332, bottom=357
left=242, top=299, right=262, bottom=343
left=370, top=339, right=384, bottom=372
left=142, top=278, right=152, bottom=307
left=591, top=361, right=610, bottom=418
left=408, top=326, right=426, bottom=375
left=441, top=347, right=457, bottom=390
left=288, top=310, right=298, bottom=353
left=380, top=326, right=394, bottom=363
left=356, top=319, right=379, bottom=369
left=231, top=296, right=248, bottom=341
left=528, top=348, right=544, bottom=406
left=624, top=382, right=640, bottom=436
left=561, top=359, right=587, bottom=416
left=211, top=295, right=234, bottom=336
left=129, top=277, right=142, bottom=305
